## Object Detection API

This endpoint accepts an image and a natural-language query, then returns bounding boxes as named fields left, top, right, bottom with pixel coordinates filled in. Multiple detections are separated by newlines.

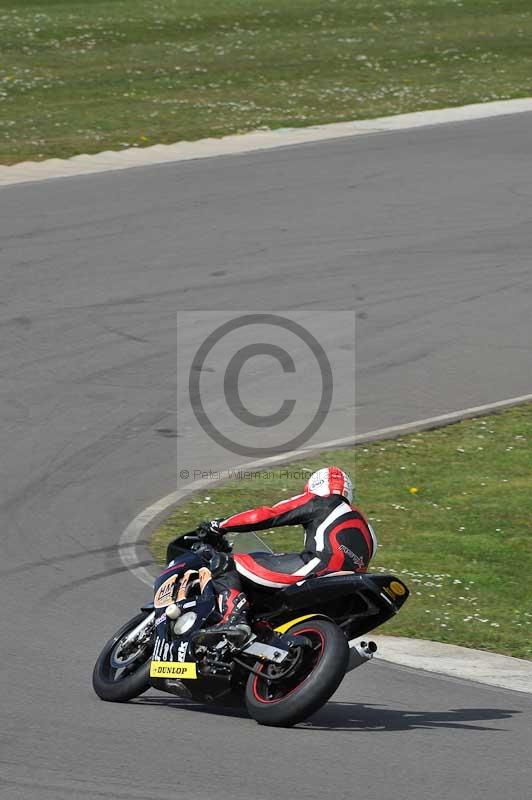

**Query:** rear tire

left=92, top=612, right=153, bottom=702
left=245, top=619, right=348, bottom=727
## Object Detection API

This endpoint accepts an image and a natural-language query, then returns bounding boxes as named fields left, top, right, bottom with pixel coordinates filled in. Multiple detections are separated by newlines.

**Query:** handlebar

left=165, top=529, right=232, bottom=564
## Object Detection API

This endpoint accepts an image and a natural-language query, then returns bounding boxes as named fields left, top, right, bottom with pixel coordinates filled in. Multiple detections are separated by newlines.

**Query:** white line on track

left=2, top=97, right=532, bottom=187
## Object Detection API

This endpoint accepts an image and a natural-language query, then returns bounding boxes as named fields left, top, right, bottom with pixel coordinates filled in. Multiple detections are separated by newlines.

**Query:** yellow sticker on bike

left=389, top=580, right=407, bottom=597
left=150, top=661, right=197, bottom=679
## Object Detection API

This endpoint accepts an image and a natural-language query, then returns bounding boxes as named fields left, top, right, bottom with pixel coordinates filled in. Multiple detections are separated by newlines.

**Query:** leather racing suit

left=212, top=490, right=378, bottom=625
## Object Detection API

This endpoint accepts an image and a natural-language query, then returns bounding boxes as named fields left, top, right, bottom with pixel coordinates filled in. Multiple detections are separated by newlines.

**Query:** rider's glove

left=197, top=519, right=223, bottom=538
left=197, top=520, right=232, bottom=554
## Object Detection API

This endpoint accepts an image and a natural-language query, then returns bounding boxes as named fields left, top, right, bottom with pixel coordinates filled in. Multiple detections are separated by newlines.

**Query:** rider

left=196, top=466, right=378, bottom=637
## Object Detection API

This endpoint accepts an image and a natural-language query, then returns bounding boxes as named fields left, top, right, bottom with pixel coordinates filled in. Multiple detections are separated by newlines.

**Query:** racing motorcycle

left=92, top=529, right=409, bottom=727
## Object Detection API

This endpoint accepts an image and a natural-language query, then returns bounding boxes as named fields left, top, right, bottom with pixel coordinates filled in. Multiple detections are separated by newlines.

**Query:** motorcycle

left=92, top=529, right=409, bottom=727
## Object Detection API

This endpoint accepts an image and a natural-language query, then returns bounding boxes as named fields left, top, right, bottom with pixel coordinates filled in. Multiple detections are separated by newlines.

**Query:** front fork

left=119, top=611, right=155, bottom=650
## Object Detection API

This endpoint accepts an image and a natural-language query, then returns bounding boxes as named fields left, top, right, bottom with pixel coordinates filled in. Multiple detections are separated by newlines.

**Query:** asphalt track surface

left=2, top=113, right=532, bottom=799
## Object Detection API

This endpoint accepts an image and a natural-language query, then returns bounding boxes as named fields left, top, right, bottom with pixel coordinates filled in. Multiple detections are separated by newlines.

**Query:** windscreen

left=227, top=531, right=273, bottom=555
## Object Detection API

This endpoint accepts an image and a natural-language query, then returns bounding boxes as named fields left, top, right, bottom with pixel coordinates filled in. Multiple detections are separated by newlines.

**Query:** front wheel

left=92, top=611, right=153, bottom=702
left=245, top=619, right=348, bottom=727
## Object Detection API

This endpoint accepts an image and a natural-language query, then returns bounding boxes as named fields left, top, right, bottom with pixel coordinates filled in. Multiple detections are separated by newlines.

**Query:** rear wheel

left=92, top=612, right=153, bottom=702
left=245, top=619, right=348, bottom=727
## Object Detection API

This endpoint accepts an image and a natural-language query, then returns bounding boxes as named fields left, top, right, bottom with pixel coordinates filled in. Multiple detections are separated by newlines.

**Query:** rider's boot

left=216, top=588, right=251, bottom=637
left=197, top=589, right=251, bottom=646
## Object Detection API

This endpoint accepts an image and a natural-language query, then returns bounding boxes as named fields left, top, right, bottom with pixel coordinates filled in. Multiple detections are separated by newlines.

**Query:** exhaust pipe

left=346, top=639, right=377, bottom=672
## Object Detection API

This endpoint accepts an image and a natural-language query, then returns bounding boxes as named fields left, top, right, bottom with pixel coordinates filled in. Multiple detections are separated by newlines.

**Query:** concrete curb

left=118, top=394, right=532, bottom=695
left=2, top=97, right=532, bottom=187
left=373, top=636, right=532, bottom=695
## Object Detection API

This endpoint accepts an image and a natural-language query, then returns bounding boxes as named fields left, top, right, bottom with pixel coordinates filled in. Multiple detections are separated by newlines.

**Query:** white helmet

left=305, top=466, right=353, bottom=504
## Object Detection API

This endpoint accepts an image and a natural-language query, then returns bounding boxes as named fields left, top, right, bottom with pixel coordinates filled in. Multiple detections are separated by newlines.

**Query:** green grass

left=152, top=404, right=532, bottom=660
left=1, top=0, right=531, bottom=164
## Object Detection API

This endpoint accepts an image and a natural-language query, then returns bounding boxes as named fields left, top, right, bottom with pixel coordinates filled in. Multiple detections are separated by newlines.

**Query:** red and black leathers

left=214, top=491, right=377, bottom=596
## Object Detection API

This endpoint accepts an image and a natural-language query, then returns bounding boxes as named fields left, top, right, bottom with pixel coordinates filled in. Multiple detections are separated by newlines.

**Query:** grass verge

left=152, top=404, right=532, bottom=660
left=1, top=0, right=532, bottom=164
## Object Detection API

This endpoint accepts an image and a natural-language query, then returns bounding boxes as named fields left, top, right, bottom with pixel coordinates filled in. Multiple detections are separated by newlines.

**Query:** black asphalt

left=1, top=113, right=531, bottom=799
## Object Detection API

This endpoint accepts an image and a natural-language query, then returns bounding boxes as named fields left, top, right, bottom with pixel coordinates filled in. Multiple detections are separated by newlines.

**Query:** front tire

left=92, top=612, right=153, bottom=702
left=245, top=619, right=348, bottom=727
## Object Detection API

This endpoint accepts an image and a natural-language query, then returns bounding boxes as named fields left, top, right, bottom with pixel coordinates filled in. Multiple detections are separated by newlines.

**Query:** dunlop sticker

left=150, top=661, right=198, bottom=679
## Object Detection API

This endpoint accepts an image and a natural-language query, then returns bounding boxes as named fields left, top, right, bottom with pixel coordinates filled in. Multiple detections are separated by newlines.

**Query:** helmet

left=305, top=466, right=353, bottom=504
